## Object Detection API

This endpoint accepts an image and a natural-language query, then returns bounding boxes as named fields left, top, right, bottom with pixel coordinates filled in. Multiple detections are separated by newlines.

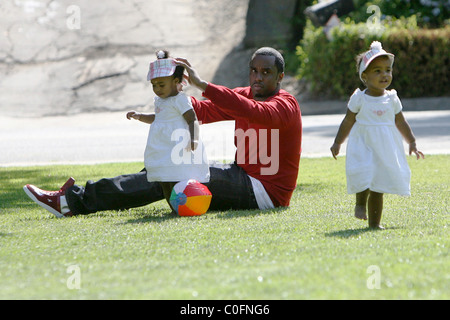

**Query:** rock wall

left=0, top=0, right=249, bottom=117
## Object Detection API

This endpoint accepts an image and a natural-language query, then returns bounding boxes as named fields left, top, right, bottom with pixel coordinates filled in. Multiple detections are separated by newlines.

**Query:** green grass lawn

left=0, top=156, right=448, bottom=300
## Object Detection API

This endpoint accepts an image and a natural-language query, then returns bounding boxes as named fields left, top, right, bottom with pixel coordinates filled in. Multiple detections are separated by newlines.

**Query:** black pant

left=66, top=163, right=258, bottom=215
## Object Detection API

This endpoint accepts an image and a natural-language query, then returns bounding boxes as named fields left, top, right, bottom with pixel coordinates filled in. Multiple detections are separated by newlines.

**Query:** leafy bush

left=296, top=19, right=449, bottom=98
left=349, top=0, right=450, bottom=28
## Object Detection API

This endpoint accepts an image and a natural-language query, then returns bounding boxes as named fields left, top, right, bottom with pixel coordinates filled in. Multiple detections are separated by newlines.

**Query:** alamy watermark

left=366, top=265, right=381, bottom=290
left=170, top=127, right=280, bottom=176
left=235, top=128, right=279, bottom=176
left=66, top=264, right=81, bottom=290
left=366, top=5, right=385, bottom=33
left=66, top=5, right=81, bottom=30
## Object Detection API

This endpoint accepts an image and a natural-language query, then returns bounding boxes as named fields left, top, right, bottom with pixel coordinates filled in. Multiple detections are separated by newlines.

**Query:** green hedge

left=296, top=20, right=450, bottom=99
left=349, top=0, right=450, bottom=28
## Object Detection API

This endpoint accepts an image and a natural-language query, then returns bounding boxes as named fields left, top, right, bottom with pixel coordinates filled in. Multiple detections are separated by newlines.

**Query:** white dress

left=144, top=92, right=210, bottom=183
left=346, top=88, right=411, bottom=196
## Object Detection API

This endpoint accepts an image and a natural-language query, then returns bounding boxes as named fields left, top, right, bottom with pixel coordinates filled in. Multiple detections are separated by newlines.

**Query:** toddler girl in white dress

left=127, top=50, right=210, bottom=212
left=330, top=41, right=424, bottom=229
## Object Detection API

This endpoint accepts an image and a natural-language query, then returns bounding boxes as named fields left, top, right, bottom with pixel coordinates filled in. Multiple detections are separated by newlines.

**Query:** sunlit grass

left=0, top=156, right=448, bottom=299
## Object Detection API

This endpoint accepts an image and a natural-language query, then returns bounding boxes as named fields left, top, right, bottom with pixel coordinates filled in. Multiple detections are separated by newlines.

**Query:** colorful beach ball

left=170, top=179, right=212, bottom=216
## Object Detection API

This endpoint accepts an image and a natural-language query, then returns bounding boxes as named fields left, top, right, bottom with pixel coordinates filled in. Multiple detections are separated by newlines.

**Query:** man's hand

left=175, top=58, right=208, bottom=92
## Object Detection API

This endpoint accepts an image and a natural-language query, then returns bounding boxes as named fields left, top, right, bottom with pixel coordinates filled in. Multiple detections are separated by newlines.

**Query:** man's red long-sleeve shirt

left=191, top=83, right=302, bottom=207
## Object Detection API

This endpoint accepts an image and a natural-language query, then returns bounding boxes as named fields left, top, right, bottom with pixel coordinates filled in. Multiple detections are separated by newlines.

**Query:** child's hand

left=126, top=111, right=141, bottom=120
left=330, top=143, right=341, bottom=160
left=185, top=140, right=199, bottom=152
left=409, top=142, right=425, bottom=160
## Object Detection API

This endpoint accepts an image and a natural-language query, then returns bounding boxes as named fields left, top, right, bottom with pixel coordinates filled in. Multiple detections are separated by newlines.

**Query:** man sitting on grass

left=23, top=47, right=302, bottom=217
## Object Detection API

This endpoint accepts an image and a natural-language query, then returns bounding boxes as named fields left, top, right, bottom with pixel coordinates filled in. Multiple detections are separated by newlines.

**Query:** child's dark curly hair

left=355, top=52, right=365, bottom=73
left=156, top=50, right=184, bottom=83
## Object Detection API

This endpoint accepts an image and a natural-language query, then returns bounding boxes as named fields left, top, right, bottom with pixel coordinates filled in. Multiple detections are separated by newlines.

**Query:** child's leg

left=368, top=191, right=384, bottom=229
left=160, top=182, right=177, bottom=214
left=355, top=189, right=369, bottom=220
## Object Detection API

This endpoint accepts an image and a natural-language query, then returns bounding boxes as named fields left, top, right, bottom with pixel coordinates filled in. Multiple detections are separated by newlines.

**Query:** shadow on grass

left=325, top=226, right=402, bottom=238
left=0, top=168, right=72, bottom=210
left=325, top=228, right=373, bottom=238
left=121, top=206, right=289, bottom=224
left=119, top=206, right=179, bottom=224
left=0, top=232, right=13, bottom=237
left=214, top=206, right=288, bottom=219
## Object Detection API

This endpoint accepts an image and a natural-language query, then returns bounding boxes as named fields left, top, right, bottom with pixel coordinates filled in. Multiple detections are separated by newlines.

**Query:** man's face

left=249, top=55, right=284, bottom=101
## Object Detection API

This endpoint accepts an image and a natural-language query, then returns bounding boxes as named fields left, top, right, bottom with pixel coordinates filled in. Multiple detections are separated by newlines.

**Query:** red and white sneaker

left=23, top=177, right=75, bottom=218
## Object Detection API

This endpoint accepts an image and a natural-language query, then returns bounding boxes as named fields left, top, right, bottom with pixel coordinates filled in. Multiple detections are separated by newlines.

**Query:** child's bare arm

left=395, top=112, right=424, bottom=159
left=126, top=111, right=155, bottom=124
left=330, top=109, right=357, bottom=159
left=182, top=109, right=199, bottom=151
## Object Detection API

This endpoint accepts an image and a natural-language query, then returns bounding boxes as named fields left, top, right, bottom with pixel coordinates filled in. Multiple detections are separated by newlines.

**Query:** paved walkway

left=1, top=109, right=449, bottom=167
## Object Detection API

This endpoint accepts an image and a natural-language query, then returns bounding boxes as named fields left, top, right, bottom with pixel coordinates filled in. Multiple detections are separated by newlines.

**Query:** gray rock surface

left=0, top=0, right=249, bottom=117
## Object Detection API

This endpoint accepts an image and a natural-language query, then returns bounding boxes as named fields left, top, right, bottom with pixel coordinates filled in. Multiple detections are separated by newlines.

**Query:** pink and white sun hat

left=147, top=51, right=177, bottom=81
left=359, top=41, right=394, bottom=81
